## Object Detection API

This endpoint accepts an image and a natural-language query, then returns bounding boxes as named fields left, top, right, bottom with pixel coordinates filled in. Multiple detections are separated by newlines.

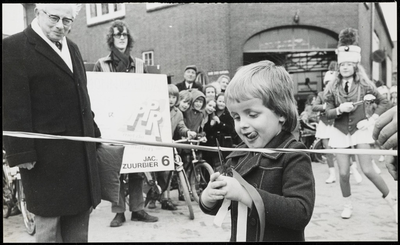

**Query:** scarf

left=111, top=46, right=132, bottom=72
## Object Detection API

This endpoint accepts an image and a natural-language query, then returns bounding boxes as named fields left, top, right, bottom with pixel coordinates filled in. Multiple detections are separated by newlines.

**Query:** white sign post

left=87, top=72, right=174, bottom=173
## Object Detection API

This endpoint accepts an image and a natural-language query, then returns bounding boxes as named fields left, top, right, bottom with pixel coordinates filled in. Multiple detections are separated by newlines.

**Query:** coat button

left=82, top=109, right=85, bottom=115
left=250, top=217, right=256, bottom=226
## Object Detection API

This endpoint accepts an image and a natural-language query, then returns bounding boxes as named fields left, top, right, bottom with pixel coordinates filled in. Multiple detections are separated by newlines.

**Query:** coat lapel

left=25, top=26, right=74, bottom=79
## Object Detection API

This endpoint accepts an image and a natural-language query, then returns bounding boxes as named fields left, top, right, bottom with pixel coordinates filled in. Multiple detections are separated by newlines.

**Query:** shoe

left=325, top=168, right=336, bottom=184
left=325, top=175, right=336, bottom=184
left=110, top=213, right=126, bottom=227
left=350, top=164, right=363, bottom=184
left=341, top=204, right=353, bottom=219
left=372, top=160, right=381, bottom=174
left=131, top=210, right=158, bottom=222
left=161, top=199, right=177, bottom=211
left=148, top=200, right=156, bottom=209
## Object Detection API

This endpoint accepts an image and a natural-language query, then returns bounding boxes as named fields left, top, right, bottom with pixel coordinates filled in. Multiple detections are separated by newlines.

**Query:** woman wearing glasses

left=93, top=20, right=158, bottom=228
left=93, top=20, right=145, bottom=73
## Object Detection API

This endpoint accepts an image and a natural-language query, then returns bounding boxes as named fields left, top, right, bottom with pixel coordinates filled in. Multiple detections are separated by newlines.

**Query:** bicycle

left=178, top=138, right=214, bottom=203
left=3, top=150, right=36, bottom=235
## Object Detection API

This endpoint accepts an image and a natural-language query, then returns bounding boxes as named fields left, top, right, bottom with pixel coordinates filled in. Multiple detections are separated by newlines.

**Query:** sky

left=2, top=3, right=397, bottom=41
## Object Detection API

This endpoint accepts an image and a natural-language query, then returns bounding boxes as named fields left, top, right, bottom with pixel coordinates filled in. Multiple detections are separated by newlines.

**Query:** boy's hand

left=216, top=175, right=253, bottom=207
left=201, top=172, right=227, bottom=208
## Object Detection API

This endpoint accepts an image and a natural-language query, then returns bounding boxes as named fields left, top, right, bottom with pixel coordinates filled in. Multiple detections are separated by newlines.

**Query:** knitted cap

left=185, top=65, right=197, bottom=73
left=336, top=28, right=361, bottom=64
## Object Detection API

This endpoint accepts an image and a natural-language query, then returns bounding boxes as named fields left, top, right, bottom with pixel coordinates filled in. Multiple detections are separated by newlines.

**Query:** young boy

left=199, top=60, right=315, bottom=241
left=151, top=84, right=197, bottom=210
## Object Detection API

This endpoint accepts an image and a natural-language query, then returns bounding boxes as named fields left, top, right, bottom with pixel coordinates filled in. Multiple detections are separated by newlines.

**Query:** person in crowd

left=173, top=90, right=193, bottom=140
left=324, top=28, right=395, bottom=220
left=300, top=94, right=319, bottom=124
left=202, top=93, right=237, bottom=170
left=377, top=85, right=390, bottom=101
left=200, top=60, right=315, bottom=242
left=149, top=84, right=197, bottom=210
left=203, top=83, right=218, bottom=99
left=200, top=96, right=219, bottom=168
left=93, top=20, right=158, bottom=227
left=3, top=4, right=101, bottom=242
left=312, top=77, right=336, bottom=184
left=176, top=65, right=203, bottom=92
left=183, top=89, right=207, bottom=134
left=389, top=85, right=397, bottom=106
left=216, top=74, right=231, bottom=93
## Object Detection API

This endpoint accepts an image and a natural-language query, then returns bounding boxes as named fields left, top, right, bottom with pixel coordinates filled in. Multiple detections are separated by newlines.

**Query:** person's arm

left=2, top=37, right=37, bottom=167
left=258, top=143, right=315, bottom=231
left=311, top=93, right=325, bottom=112
left=373, top=106, right=397, bottom=150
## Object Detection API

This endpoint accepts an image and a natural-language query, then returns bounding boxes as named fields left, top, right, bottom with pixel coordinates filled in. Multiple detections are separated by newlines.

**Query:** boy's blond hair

left=225, top=60, right=298, bottom=132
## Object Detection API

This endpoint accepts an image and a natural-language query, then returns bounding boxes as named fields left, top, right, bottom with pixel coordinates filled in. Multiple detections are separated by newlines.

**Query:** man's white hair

left=35, top=4, right=82, bottom=18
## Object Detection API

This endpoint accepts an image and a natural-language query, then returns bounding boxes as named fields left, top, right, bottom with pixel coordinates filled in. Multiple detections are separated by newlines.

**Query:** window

left=142, top=51, right=154, bottom=66
left=86, top=4, right=125, bottom=26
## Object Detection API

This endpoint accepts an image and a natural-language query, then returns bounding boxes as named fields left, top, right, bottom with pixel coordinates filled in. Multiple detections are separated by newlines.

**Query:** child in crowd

left=203, top=93, right=238, bottom=170
left=200, top=60, right=315, bottom=241
left=200, top=96, right=220, bottom=169
left=217, top=75, right=230, bottom=93
left=324, top=28, right=395, bottom=221
left=203, top=84, right=218, bottom=99
left=183, top=89, right=207, bottom=134
left=150, top=84, right=197, bottom=210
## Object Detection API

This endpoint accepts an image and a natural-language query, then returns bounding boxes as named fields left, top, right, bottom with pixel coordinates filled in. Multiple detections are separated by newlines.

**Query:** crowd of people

left=2, top=4, right=397, bottom=243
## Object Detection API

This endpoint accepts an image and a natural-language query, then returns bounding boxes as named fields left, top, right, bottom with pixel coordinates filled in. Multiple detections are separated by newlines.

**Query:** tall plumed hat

left=336, top=28, right=361, bottom=64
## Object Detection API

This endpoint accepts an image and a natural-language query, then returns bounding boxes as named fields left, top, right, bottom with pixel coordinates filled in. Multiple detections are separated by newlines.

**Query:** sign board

left=87, top=72, right=174, bottom=173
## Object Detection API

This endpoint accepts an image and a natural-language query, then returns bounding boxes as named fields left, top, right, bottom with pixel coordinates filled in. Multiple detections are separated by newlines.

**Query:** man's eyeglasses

left=42, top=10, right=73, bottom=26
left=112, top=33, right=128, bottom=39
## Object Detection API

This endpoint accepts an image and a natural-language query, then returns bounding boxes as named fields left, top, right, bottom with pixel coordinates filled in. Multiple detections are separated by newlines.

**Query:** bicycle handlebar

left=174, top=137, right=207, bottom=144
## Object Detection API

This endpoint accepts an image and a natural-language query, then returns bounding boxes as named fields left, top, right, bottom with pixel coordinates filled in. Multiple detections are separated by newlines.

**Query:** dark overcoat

left=2, top=25, right=102, bottom=217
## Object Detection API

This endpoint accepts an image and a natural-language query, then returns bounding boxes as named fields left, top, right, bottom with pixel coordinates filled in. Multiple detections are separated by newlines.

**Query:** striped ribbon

left=2, top=131, right=397, bottom=156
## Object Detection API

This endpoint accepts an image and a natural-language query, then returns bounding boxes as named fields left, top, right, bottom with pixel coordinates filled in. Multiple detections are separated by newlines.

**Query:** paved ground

left=3, top=157, right=398, bottom=242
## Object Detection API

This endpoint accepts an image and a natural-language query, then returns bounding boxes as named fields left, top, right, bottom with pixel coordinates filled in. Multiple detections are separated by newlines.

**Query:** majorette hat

left=336, top=28, right=361, bottom=64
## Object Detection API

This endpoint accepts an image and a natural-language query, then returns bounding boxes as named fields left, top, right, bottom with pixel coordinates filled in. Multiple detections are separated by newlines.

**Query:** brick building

left=21, top=3, right=394, bottom=110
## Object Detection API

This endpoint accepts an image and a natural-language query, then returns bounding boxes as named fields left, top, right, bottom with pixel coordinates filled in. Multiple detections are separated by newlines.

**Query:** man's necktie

left=344, top=81, right=349, bottom=94
left=55, top=41, right=62, bottom=50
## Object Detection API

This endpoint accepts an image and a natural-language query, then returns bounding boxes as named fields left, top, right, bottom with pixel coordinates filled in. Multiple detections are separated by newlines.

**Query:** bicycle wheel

left=310, top=138, right=325, bottom=163
left=16, top=180, right=35, bottom=235
left=177, top=170, right=194, bottom=220
left=190, top=162, right=214, bottom=203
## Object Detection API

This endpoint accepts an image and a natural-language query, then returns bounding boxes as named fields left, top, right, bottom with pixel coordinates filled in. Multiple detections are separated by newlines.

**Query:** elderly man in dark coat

left=2, top=4, right=101, bottom=242
left=176, top=65, right=204, bottom=91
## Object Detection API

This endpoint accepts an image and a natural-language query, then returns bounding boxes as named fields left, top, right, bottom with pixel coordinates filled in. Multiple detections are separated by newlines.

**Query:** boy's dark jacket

left=200, top=131, right=315, bottom=241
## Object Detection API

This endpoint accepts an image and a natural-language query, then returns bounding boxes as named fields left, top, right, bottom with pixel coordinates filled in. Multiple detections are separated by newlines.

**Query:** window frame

left=85, top=3, right=126, bottom=26
left=142, top=51, right=154, bottom=66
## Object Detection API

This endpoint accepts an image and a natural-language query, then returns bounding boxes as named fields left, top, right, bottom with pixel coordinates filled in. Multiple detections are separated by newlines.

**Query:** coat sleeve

left=2, top=35, right=37, bottom=167
left=258, top=142, right=315, bottom=231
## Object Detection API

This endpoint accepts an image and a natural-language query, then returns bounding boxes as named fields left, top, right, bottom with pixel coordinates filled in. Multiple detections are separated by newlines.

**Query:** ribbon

left=3, top=131, right=397, bottom=156
left=213, top=169, right=265, bottom=242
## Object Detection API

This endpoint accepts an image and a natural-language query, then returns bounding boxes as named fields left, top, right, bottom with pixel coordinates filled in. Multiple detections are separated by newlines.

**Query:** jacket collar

left=226, top=131, right=297, bottom=176
left=25, top=25, right=74, bottom=79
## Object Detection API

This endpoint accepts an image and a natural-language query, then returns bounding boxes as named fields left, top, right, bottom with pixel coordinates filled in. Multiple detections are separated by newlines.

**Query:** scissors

left=216, top=138, right=227, bottom=175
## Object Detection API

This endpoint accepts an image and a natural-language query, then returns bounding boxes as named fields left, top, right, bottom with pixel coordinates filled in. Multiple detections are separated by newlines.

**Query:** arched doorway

left=243, top=26, right=338, bottom=114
